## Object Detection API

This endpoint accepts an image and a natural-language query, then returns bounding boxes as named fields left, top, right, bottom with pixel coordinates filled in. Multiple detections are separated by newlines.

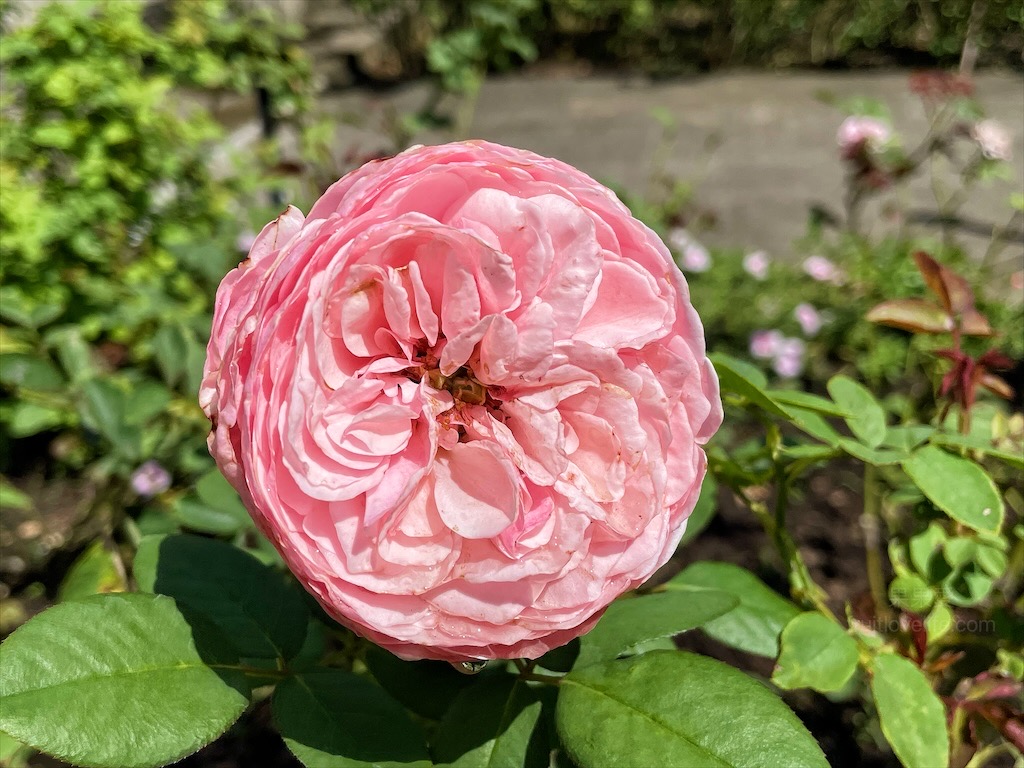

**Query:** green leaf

left=772, top=613, right=859, bottom=692
left=769, top=389, right=850, bottom=417
left=711, top=353, right=791, bottom=418
left=942, top=563, right=993, bottom=607
left=134, top=534, right=309, bottom=661
left=172, top=496, right=251, bottom=535
left=888, top=575, right=934, bottom=613
left=839, top=438, right=907, bottom=466
left=787, top=406, right=842, bottom=446
left=668, top=563, right=800, bottom=657
left=0, top=354, right=64, bottom=391
left=902, top=446, right=1004, bottom=533
left=679, top=475, right=718, bottom=544
left=432, top=675, right=553, bottom=768
left=925, top=602, right=954, bottom=641
left=7, top=403, right=65, bottom=437
left=58, top=541, right=126, bottom=602
left=363, top=645, right=475, bottom=721
left=827, top=375, right=887, bottom=448
left=883, top=425, right=935, bottom=453
left=0, top=593, right=250, bottom=768
left=574, top=589, right=738, bottom=669
left=273, top=670, right=431, bottom=768
left=79, top=379, right=139, bottom=458
left=909, top=523, right=948, bottom=581
left=871, top=653, right=949, bottom=768
left=558, top=651, right=828, bottom=768
left=0, top=478, right=32, bottom=511
left=930, top=433, right=1024, bottom=470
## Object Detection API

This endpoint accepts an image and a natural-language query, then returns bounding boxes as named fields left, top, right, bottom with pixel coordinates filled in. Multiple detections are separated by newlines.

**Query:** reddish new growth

left=866, top=251, right=1013, bottom=432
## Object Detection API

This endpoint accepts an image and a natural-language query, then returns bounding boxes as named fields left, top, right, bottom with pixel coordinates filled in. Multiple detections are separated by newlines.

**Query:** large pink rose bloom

left=201, top=141, right=721, bottom=662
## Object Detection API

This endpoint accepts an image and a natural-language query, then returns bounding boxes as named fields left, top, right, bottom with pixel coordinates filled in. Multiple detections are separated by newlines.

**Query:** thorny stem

left=861, top=465, right=894, bottom=625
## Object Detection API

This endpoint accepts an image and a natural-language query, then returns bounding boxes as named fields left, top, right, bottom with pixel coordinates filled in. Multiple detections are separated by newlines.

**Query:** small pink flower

left=669, top=228, right=711, bottom=273
left=743, top=250, right=770, bottom=280
left=970, top=119, right=1012, bottom=161
left=130, top=461, right=171, bottom=498
left=750, top=330, right=784, bottom=360
left=772, top=337, right=806, bottom=378
left=794, top=303, right=823, bottom=336
left=681, top=244, right=711, bottom=273
left=837, top=116, right=891, bottom=157
left=803, top=255, right=844, bottom=284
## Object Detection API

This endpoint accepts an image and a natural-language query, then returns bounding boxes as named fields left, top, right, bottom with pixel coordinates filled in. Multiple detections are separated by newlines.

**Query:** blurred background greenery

left=0, top=2, right=1022, bottom=766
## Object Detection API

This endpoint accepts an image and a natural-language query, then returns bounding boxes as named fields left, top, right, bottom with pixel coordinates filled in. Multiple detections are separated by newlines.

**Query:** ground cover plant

left=0, top=2, right=1021, bottom=768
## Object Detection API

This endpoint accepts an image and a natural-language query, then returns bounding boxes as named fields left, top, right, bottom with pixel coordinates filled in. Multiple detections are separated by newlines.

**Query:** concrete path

left=311, top=70, right=1024, bottom=262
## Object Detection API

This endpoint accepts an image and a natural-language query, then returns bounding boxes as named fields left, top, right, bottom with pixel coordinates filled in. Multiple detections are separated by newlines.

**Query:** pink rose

left=201, top=141, right=721, bottom=662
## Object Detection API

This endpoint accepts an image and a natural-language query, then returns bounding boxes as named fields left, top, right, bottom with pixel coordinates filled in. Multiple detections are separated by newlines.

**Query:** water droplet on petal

left=453, top=660, right=488, bottom=675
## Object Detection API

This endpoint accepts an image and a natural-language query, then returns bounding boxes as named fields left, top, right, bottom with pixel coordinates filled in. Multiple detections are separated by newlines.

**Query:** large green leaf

left=667, top=563, right=800, bottom=657
left=135, top=534, right=309, bottom=661
left=772, top=613, right=859, bottom=692
left=827, top=375, right=887, bottom=448
left=432, top=675, right=553, bottom=768
left=364, top=645, right=476, bottom=721
left=557, top=651, right=828, bottom=768
left=871, top=653, right=949, bottom=768
left=0, top=593, right=250, bottom=768
left=574, top=588, right=738, bottom=669
left=273, top=670, right=431, bottom=768
left=902, top=446, right=1004, bottom=533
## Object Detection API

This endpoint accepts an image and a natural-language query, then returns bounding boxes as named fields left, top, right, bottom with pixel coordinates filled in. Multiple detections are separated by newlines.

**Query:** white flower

left=971, top=119, right=1012, bottom=161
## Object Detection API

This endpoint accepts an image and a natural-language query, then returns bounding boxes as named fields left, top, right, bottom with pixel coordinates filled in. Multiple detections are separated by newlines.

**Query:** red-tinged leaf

left=933, top=348, right=961, bottom=362
left=914, top=251, right=951, bottom=311
left=960, top=309, right=994, bottom=337
left=866, top=299, right=952, bottom=334
left=912, top=251, right=977, bottom=316
left=980, top=373, right=1014, bottom=400
left=941, top=268, right=975, bottom=316
left=978, top=350, right=1014, bottom=370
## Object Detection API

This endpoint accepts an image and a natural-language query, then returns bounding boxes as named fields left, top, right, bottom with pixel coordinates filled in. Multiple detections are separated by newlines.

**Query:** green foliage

left=871, top=653, right=951, bottom=768
left=0, top=593, right=251, bottom=768
left=360, top=0, right=1023, bottom=92
left=0, top=0, right=311, bottom=492
left=772, top=612, right=859, bottom=693
left=274, top=670, right=432, bottom=768
left=557, top=651, right=829, bottom=768
left=668, top=562, right=801, bottom=657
